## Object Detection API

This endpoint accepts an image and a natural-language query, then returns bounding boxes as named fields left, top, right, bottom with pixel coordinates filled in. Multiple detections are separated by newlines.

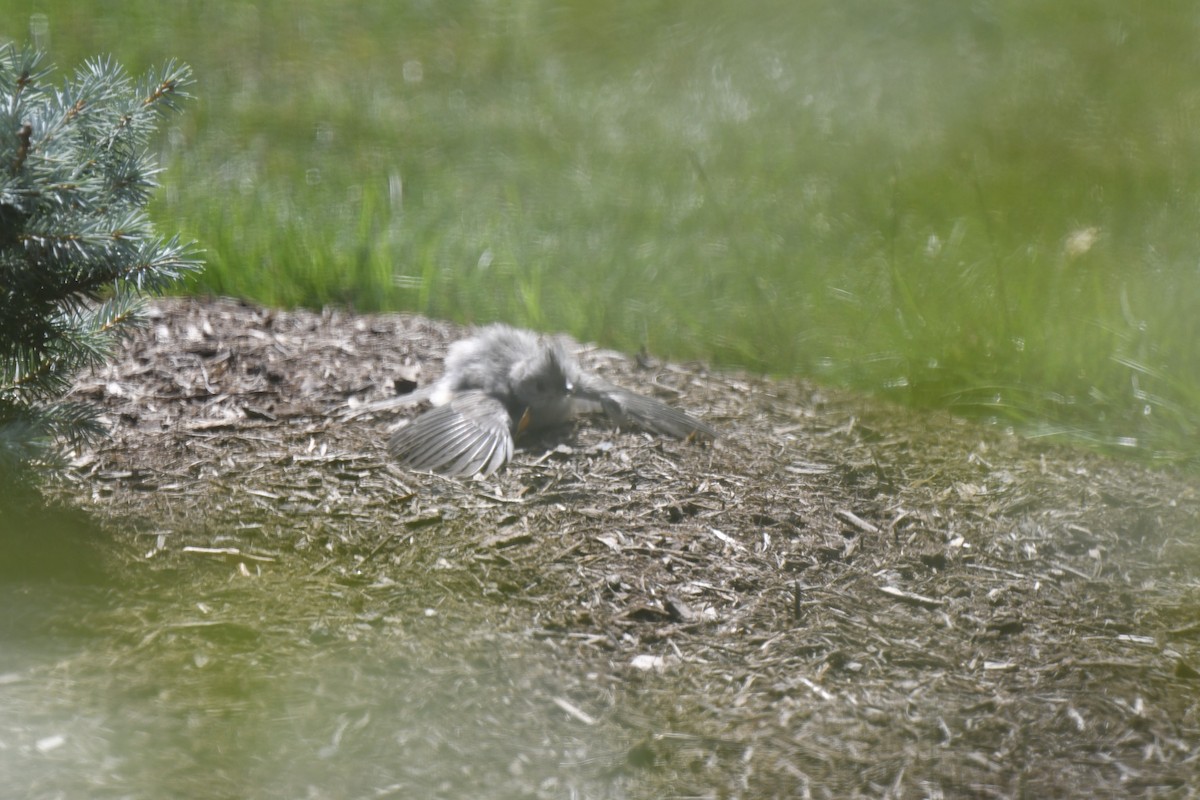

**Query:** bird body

left=384, top=324, right=716, bottom=477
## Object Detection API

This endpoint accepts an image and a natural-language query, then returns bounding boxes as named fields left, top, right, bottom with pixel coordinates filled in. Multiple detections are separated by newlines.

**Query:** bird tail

left=338, top=385, right=438, bottom=422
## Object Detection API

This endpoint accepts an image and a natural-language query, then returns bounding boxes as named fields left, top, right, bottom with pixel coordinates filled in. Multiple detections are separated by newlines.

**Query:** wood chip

left=877, top=585, right=944, bottom=609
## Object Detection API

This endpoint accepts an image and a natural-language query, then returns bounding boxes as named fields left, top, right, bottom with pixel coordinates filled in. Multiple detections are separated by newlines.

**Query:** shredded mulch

left=40, top=296, right=1200, bottom=798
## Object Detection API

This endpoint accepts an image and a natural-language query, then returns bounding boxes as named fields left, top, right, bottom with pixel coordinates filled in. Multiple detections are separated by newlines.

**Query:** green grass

left=7, top=0, right=1200, bottom=461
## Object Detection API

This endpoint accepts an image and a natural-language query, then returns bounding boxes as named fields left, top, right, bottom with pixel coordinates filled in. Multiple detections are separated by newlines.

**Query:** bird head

left=511, top=341, right=575, bottom=432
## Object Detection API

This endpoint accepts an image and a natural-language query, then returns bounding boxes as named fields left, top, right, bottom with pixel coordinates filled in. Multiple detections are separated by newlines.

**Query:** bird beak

left=517, top=406, right=533, bottom=436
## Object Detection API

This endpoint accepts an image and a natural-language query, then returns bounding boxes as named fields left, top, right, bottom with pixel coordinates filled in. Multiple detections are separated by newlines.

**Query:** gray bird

left=378, top=324, right=717, bottom=477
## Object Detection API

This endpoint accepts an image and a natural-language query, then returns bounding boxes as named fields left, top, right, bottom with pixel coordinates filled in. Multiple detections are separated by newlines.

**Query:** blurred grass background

left=5, top=0, right=1200, bottom=461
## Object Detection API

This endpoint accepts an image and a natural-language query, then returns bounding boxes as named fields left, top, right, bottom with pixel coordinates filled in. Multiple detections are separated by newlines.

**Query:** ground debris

left=49, top=297, right=1200, bottom=798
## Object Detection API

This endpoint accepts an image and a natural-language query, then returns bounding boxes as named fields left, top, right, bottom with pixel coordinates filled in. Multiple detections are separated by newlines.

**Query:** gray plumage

left=383, top=324, right=717, bottom=478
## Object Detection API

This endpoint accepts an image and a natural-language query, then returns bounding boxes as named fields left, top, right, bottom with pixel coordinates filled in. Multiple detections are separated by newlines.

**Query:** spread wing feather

left=387, top=391, right=514, bottom=477
left=574, top=375, right=718, bottom=440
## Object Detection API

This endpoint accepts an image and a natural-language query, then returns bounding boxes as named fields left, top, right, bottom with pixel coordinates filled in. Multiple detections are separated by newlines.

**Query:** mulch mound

left=53, top=296, right=1200, bottom=797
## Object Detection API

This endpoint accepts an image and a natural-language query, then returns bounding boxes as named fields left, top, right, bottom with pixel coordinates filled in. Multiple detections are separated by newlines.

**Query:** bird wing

left=387, top=391, right=514, bottom=477
left=574, top=375, right=718, bottom=440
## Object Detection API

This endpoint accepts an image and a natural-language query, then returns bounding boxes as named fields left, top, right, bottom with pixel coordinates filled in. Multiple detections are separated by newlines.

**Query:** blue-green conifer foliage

left=0, top=45, right=200, bottom=476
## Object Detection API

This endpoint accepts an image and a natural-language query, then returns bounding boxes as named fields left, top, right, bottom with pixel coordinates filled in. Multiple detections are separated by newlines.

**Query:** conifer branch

left=0, top=44, right=200, bottom=481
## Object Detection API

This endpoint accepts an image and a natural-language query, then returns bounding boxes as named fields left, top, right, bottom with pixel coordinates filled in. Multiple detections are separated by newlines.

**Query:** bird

left=373, top=324, right=717, bottom=478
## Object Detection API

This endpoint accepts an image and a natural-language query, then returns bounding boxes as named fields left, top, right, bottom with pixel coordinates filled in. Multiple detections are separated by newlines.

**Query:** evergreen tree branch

left=0, top=44, right=200, bottom=482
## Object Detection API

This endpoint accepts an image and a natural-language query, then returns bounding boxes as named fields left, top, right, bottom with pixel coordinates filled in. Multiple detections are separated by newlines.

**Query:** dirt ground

left=35, top=296, right=1200, bottom=797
